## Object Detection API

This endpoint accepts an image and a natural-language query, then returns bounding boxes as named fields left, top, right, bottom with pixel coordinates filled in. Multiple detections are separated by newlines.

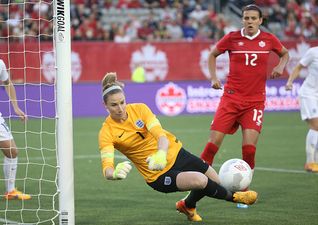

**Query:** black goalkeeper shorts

left=147, top=147, right=209, bottom=193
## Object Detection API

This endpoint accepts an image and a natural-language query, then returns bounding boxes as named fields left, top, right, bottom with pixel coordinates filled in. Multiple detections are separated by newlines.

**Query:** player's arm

left=141, top=104, right=169, bottom=170
left=99, top=128, right=132, bottom=180
left=101, top=147, right=132, bottom=180
left=285, top=63, right=304, bottom=90
left=3, top=78, right=27, bottom=121
left=208, top=47, right=223, bottom=89
left=270, top=46, right=289, bottom=79
left=146, top=123, right=169, bottom=171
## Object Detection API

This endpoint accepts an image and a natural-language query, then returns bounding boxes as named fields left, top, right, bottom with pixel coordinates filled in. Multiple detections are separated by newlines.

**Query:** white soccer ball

left=218, top=158, right=253, bottom=192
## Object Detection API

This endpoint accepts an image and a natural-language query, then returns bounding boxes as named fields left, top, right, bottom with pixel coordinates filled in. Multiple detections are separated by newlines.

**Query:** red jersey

left=216, top=29, right=284, bottom=102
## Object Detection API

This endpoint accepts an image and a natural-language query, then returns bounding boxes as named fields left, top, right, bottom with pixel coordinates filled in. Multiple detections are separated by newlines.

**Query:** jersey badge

left=164, top=176, right=172, bottom=185
left=259, top=41, right=266, bottom=48
left=135, top=120, right=144, bottom=128
left=238, top=41, right=244, bottom=46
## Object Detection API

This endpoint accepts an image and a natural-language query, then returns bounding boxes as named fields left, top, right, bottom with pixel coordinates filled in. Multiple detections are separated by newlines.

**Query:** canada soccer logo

left=156, top=82, right=187, bottom=116
left=130, top=44, right=168, bottom=81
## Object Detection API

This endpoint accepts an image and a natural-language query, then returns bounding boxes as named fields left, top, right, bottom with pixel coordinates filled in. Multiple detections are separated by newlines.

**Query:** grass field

left=1, top=112, right=318, bottom=224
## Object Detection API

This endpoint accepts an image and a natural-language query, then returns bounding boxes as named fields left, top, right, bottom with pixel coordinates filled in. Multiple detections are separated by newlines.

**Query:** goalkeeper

left=98, top=72, right=258, bottom=222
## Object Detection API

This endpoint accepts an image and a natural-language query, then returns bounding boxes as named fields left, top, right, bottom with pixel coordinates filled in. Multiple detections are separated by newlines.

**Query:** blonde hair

left=102, top=72, right=124, bottom=102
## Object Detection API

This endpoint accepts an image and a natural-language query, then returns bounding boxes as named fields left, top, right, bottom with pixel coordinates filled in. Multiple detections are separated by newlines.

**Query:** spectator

left=182, top=18, right=197, bottom=40
left=1, top=0, right=317, bottom=42
left=137, top=20, right=154, bottom=41
left=124, top=18, right=140, bottom=41
left=189, top=4, right=209, bottom=22
left=166, top=19, right=183, bottom=40
left=114, top=25, right=131, bottom=43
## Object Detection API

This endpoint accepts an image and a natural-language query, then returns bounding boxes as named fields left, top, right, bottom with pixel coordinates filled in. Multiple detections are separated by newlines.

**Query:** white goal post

left=54, top=0, right=75, bottom=225
left=0, top=0, right=74, bottom=224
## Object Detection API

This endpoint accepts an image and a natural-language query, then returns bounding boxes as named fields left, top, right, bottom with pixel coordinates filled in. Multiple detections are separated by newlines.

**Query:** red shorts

left=211, top=96, right=265, bottom=134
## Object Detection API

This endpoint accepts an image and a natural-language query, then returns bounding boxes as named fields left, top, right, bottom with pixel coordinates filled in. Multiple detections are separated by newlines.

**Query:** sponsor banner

left=0, top=80, right=302, bottom=118
left=0, top=41, right=317, bottom=82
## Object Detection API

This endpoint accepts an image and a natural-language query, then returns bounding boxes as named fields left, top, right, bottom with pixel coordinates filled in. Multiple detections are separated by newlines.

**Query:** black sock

left=185, top=179, right=233, bottom=208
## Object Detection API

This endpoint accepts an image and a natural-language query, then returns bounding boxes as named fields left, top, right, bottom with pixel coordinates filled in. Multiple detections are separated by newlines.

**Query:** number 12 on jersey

left=252, top=109, right=263, bottom=126
left=245, top=53, right=257, bottom=66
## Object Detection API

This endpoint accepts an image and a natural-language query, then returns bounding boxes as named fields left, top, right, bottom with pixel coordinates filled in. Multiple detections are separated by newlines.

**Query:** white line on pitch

left=15, top=154, right=313, bottom=175
left=73, top=154, right=312, bottom=174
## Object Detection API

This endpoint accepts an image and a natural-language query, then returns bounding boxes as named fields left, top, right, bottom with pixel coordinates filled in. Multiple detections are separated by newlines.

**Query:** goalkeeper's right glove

left=112, top=161, right=132, bottom=180
left=146, top=150, right=167, bottom=171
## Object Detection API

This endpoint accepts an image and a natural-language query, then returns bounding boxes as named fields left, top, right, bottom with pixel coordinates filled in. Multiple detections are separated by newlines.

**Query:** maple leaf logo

left=130, top=44, right=168, bottom=81
left=200, top=45, right=229, bottom=80
left=42, top=51, right=82, bottom=82
left=259, top=41, right=265, bottom=47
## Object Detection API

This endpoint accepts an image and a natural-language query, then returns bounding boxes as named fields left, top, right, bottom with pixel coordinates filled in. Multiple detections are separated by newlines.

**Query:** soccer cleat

left=304, top=163, right=318, bottom=173
left=233, top=190, right=258, bottom=205
left=4, top=188, right=31, bottom=200
left=176, top=200, right=202, bottom=222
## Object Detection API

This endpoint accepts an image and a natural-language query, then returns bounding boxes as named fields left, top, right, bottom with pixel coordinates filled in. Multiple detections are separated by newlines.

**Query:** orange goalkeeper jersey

left=98, top=103, right=182, bottom=183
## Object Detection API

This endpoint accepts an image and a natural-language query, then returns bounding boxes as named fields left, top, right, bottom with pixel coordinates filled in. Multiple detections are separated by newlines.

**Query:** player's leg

left=201, top=97, right=239, bottom=165
left=312, top=117, right=318, bottom=164
left=241, top=129, right=259, bottom=170
left=175, top=170, right=257, bottom=214
left=1, top=139, right=18, bottom=193
left=300, top=97, right=318, bottom=172
left=200, top=130, right=225, bottom=165
left=175, top=149, right=232, bottom=207
left=174, top=151, right=257, bottom=221
left=304, top=118, right=318, bottom=172
left=0, top=117, right=31, bottom=200
left=240, top=101, right=264, bottom=170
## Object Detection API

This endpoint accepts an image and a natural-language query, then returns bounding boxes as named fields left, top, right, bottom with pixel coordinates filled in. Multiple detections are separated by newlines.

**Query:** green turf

left=1, top=112, right=318, bottom=224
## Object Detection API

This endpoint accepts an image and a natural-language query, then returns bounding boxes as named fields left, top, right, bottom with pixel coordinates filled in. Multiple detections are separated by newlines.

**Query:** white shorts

left=0, top=115, right=13, bottom=141
left=299, top=96, right=318, bottom=121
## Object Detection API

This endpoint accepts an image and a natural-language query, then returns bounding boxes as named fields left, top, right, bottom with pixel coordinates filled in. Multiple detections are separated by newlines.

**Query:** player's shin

left=185, top=179, right=232, bottom=208
left=200, top=142, right=219, bottom=165
left=242, top=144, right=256, bottom=169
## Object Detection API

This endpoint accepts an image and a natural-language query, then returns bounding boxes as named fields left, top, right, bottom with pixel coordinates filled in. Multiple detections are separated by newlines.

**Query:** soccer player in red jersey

left=200, top=4, right=289, bottom=171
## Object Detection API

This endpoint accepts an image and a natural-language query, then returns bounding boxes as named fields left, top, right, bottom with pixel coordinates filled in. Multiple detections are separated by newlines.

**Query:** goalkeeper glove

left=146, top=150, right=167, bottom=171
left=112, top=161, right=132, bottom=180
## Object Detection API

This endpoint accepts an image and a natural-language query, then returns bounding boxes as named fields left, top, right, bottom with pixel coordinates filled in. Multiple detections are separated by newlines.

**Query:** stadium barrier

left=0, top=40, right=317, bottom=83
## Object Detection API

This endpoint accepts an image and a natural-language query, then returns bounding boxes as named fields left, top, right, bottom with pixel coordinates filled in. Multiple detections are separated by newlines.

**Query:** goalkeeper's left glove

left=146, top=150, right=167, bottom=171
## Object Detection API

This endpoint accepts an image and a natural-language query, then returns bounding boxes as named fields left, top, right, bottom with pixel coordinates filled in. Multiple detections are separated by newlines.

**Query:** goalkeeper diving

left=98, top=72, right=258, bottom=222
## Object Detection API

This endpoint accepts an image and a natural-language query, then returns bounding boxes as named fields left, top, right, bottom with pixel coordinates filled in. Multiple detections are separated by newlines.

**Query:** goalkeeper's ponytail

left=102, top=72, right=125, bottom=103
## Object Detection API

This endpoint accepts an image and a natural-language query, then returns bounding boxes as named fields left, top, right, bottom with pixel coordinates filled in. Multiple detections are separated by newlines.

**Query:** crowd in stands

left=0, top=0, right=317, bottom=43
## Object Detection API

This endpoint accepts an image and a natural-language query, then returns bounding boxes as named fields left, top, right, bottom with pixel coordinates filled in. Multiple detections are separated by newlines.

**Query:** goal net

left=0, top=1, right=74, bottom=224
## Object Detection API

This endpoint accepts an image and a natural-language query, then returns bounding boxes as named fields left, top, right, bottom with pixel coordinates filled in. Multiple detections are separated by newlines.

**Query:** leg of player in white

left=0, top=115, right=31, bottom=200
left=300, top=97, right=318, bottom=173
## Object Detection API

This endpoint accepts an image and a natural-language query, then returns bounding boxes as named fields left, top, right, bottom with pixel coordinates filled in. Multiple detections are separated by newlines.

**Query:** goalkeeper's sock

left=242, top=144, right=256, bottom=169
left=200, top=142, right=219, bottom=165
left=3, top=157, right=18, bottom=192
left=185, top=179, right=232, bottom=208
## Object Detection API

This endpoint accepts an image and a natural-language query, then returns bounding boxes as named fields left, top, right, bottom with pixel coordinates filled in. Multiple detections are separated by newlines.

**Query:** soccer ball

left=218, top=158, right=253, bottom=192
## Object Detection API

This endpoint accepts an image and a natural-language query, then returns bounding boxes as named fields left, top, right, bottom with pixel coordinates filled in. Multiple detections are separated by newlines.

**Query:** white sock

left=305, top=129, right=318, bottom=163
left=315, top=133, right=318, bottom=163
left=3, top=157, right=18, bottom=193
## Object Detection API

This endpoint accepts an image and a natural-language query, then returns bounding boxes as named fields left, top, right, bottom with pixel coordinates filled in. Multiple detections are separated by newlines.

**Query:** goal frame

left=54, top=0, right=75, bottom=224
